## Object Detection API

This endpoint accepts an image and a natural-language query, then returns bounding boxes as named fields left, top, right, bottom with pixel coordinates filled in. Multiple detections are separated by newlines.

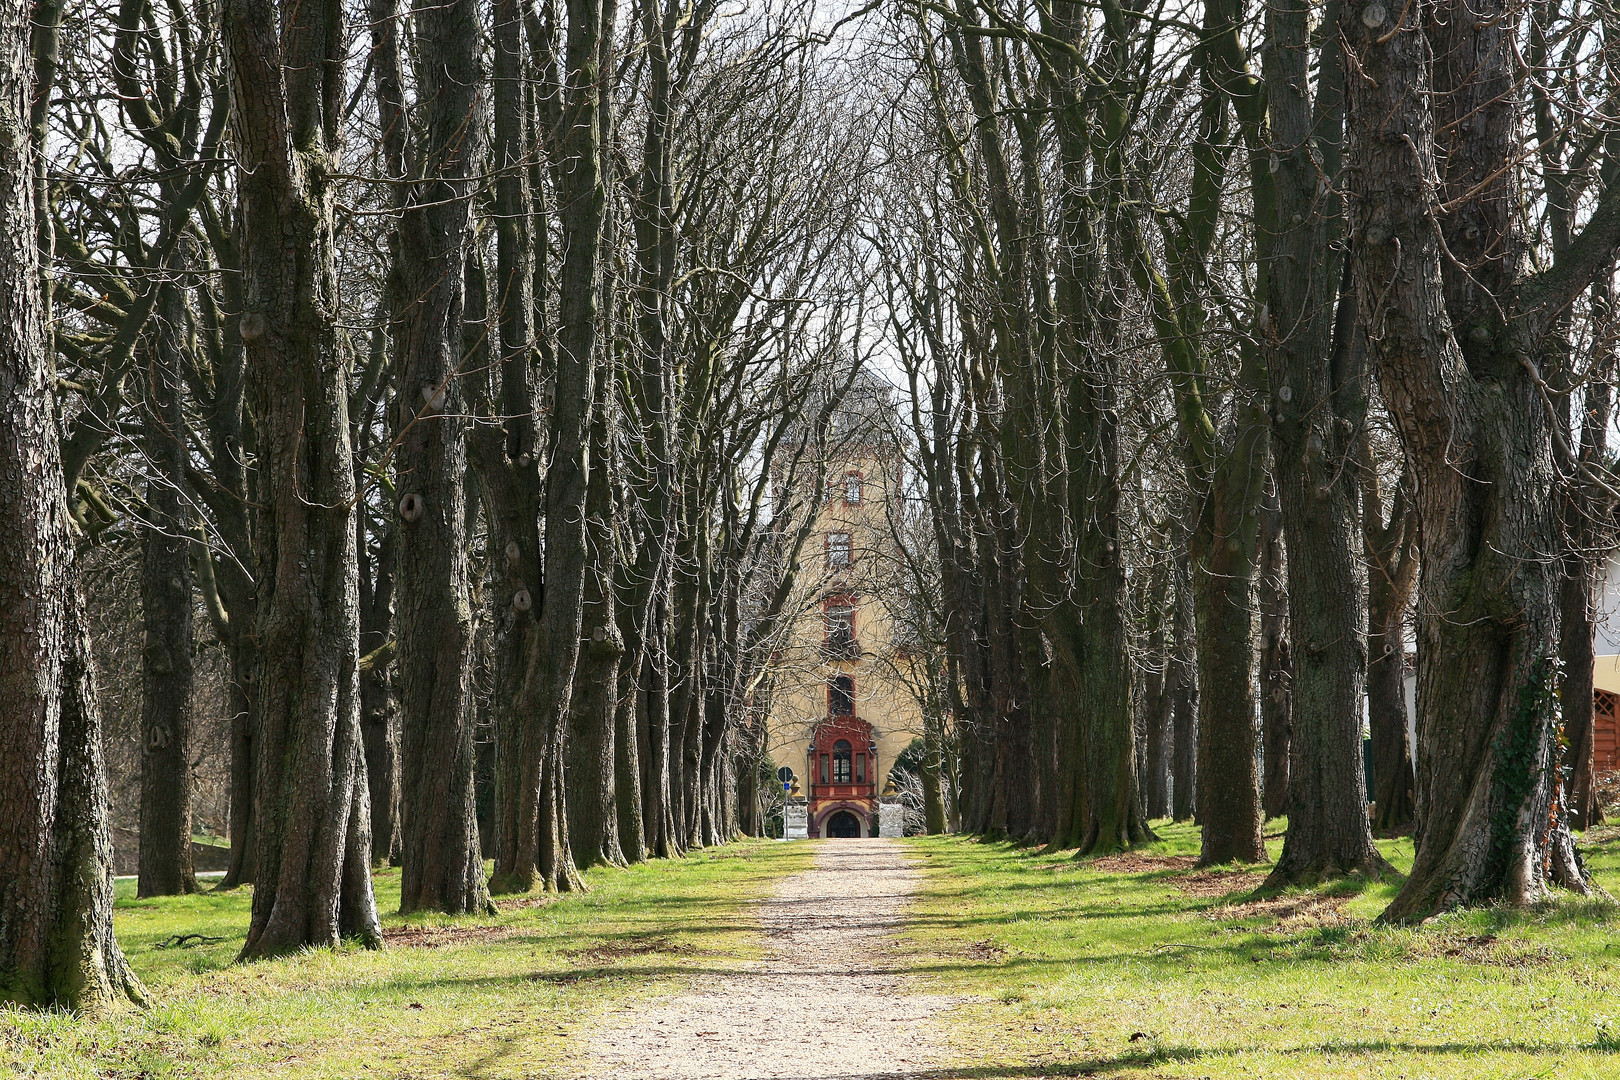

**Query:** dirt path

left=578, top=838, right=955, bottom=1079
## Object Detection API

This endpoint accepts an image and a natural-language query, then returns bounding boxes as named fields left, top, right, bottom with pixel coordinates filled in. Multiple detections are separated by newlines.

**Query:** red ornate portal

left=807, top=714, right=877, bottom=837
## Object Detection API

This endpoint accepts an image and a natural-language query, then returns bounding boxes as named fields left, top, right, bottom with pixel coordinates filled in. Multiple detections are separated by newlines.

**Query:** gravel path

left=579, top=838, right=955, bottom=1080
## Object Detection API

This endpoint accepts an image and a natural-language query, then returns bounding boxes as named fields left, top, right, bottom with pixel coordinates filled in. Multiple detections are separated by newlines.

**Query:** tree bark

left=668, top=488, right=711, bottom=849
left=1365, top=481, right=1417, bottom=836
left=1170, top=546, right=1198, bottom=822
left=138, top=282, right=198, bottom=898
left=1559, top=292, right=1614, bottom=831
left=1142, top=558, right=1173, bottom=821
left=390, top=0, right=490, bottom=917
left=0, top=7, right=144, bottom=999
left=1255, top=0, right=1387, bottom=885
left=567, top=352, right=626, bottom=870
left=1191, top=522, right=1266, bottom=863
left=623, top=0, right=684, bottom=863
left=359, top=0, right=408, bottom=874
left=1257, top=488, right=1291, bottom=822
left=475, top=0, right=548, bottom=892
left=1125, top=1, right=1269, bottom=861
left=1052, top=5, right=1150, bottom=855
left=223, top=0, right=382, bottom=958
left=359, top=526, right=399, bottom=865
left=193, top=242, right=259, bottom=892
left=219, top=640, right=256, bottom=887
left=1341, top=0, right=1617, bottom=920
left=613, top=649, right=647, bottom=861
left=922, top=706, right=949, bottom=834
left=493, top=0, right=610, bottom=893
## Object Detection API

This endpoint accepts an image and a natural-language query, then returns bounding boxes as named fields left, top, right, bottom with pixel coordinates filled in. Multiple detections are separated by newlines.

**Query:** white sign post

left=778, top=766, right=808, bottom=839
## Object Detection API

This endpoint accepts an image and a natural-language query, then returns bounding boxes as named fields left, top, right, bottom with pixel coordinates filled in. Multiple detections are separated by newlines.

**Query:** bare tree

left=222, top=0, right=382, bottom=957
left=0, top=0, right=142, bottom=1003
left=389, top=0, right=492, bottom=917
left=1341, top=0, right=1620, bottom=918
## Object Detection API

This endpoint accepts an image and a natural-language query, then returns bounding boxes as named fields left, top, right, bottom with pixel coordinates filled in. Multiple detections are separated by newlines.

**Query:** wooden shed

left=1592, top=656, right=1620, bottom=771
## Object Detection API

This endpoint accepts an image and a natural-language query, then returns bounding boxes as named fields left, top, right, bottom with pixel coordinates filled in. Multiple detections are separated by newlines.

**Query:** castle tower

left=765, top=382, right=922, bottom=838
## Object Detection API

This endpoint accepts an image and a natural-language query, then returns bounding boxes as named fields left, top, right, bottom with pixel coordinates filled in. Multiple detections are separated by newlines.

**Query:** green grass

left=1, top=840, right=811, bottom=1079
left=14, top=825, right=1620, bottom=1079
left=900, top=822, right=1620, bottom=1079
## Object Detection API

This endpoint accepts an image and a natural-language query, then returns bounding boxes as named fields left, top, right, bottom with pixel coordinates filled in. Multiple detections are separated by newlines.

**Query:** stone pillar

left=879, top=797, right=904, bottom=838
left=785, top=797, right=809, bottom=840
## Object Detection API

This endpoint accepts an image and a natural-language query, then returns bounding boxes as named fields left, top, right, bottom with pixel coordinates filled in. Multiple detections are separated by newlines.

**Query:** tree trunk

left=494, top=0, right=610, bottom=893
left=138, top=282, right=198, bottom=898
left=922, top=706, right=949, bottom=834
left=1341, top=0, right=1615, bottom=919
left=625, top=0, right=682, bottom=863
left=223, top=0, right=382, bottom=959
left=1125, top=37, right=1268, bottom=859
left=1190, top=476, right=1267, bottom=865
left=1258, top=488, right=1291, bottom=822
left=359, top=663, right=398, bottom=866
left=476, top=0, right=547, bottom=893
left=1021, top=632, right=1059, bottom=844
left=219, top=641, right=256, bottom=887
left=614, top=650, right=647, bottom=860
left=198, top=261, right=259, bottom=892
left=1048, top=236, right=1149, bottom=853
left=1560, top=312, right=1614, bottom=832
left=1367, top=599, right=1414, bottom=835
left=637, top=602, right=682, bottom=857
left=567, top=357, right=625, bottom=870
left=391, top=0, right=490, bottom=917
left=699, top=676, right=729, bottom=847
left=1561, top=526, right=1598, bottom=831
left=670, top=524, right=708, bottom=848
left=1142, top=561, right=1173, bottom=821
left=0, top=14, right=144, bottom=997
left=1366, top=486, right=1417, bottom=836
left=1254, top=0, right=1386, bottom=887
left=980, top=473, right=1032, bottom=839
left=1170, top=549, right=1198, bottom=822
left=359, top=526, right=399, bottom=865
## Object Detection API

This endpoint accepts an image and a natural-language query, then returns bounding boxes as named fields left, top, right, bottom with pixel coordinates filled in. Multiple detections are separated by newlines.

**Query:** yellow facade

left=765, top=449, right=925, bottom=837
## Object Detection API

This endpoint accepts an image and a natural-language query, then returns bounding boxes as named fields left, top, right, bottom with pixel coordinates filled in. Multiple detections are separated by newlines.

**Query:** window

left=843, top=471, right=863, bottom=506
left=825, top=600, right=856, bottom=652
left=855, top=753, right=866, bottom=785
left=827, top=531, right=852, bottom=570
left=829, top=674, right=854, bottom=716
left=833, top=740, right=852, bottom=783
left=819, top=754, right=830, bottom=785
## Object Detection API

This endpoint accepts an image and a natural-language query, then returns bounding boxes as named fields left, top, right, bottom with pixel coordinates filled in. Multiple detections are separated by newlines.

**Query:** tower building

left=765, top=381, right=922, bottom=838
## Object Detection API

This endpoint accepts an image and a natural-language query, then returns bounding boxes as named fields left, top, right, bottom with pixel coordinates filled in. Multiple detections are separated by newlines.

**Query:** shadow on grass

left=902, top=899, right=1210, bottom=924
left=1470, top=895, right=1620, bottom=932
left=470, top=1037, right=1620, bottom=1080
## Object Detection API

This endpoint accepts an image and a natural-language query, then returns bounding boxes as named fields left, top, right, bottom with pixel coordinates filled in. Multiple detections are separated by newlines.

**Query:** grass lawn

left=901, top=823, right=1620, bottom=1079
left=1, top=840, right=811, bottom=1079
left=11, top=825, right=1620, bottom=1079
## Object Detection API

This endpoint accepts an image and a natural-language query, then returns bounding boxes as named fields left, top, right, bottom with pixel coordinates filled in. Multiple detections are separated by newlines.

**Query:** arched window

left=833, top=739, right=853, bottom=783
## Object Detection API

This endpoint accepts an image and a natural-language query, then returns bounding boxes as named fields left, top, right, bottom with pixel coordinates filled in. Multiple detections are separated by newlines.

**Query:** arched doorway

left=826, top=810, right=861, bottom=838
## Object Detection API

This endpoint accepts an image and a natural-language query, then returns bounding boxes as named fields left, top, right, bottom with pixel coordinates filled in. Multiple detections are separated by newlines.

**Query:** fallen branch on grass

left=155, top=933, right=228, bottom=949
